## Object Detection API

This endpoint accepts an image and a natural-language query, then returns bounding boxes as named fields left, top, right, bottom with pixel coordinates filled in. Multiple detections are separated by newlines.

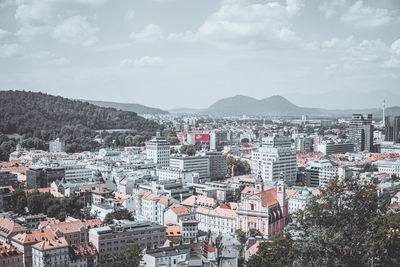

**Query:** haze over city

left=1, top=0, right=400, bottom=109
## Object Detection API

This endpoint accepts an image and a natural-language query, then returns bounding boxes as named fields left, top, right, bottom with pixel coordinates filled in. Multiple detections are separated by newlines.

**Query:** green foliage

left=227, top=156, right=251, bottom=176
left=103, top=208, right=133, bottom=224
left=180, top=145, right=196, bottom=156
left=246, top=176, right=400, bottom=267
left=0, top=90, right=161, bottom=160
left=234, top=185, right=245, bottom=202
left=98, top=243, right=143, bottom=267
left=241, top=138, right=250, bottom=143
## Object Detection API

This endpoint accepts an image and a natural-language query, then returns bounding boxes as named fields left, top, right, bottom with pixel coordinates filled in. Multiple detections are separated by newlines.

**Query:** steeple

left=255, top=160, right=264, bottom=193
left=277, top=172, right=287, bottom=226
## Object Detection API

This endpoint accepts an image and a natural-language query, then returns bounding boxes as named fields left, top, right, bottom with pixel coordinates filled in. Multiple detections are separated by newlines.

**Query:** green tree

left=103, top=213, right=114, bottom=225
left=99, top=243, right=143, bottom=267
left=180, top=145, right=196, bottom=156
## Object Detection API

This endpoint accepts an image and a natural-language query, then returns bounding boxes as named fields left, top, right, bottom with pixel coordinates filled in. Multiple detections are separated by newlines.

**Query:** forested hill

left=0, top=90, right=161, bottom=159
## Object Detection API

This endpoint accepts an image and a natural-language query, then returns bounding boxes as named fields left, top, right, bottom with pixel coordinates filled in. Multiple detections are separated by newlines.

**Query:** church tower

left=255, top=160, right=264, bottom=193
left=277, top=172, right=287, bottom=225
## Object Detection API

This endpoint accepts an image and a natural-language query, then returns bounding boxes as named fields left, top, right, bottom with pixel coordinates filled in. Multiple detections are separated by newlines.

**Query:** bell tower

left=277, top=172, right=287, bottom=225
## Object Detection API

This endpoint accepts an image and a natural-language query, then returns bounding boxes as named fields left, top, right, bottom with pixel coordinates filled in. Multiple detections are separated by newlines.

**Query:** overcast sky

left=0, top=0, right=399, bottom=110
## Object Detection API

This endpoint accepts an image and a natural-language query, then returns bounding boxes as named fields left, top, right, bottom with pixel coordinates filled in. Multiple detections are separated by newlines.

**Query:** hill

left=83, top=99, right=169, bottom=115
left=206, top=95, right=321, bottom=116
left=373, top=106, right=400, bottom=117
left=0, top=90, right=160, bottom=159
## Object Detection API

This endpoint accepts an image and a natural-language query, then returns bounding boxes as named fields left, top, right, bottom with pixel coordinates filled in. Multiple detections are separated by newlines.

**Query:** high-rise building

left=252, top=133, right=297, bottom=185
left=210, top=130, right=230, bottom=151
left=385, top=116, right=400, bottom=143
left=26, top=166, right=65, bottom=189
left=170, top=155, right=210, bottom=178
left=146, top=132, right=170, bottom=167
left=49, top=138, right=65, bottom=152
left=205, top=151, right=227, bottom=180
left=0, top=170, right=18, bottom=187
left=349, top=114, right=373, bottom=152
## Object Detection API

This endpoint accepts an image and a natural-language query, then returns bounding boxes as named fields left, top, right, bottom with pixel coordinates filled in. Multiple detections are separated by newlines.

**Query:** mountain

left=168, top=107, right=206, bottom=114
left=373, top=106, right=400, bottom=117
left=83, top=100, right=169, bottom=114
left=206, top=95, right=321, bottom=116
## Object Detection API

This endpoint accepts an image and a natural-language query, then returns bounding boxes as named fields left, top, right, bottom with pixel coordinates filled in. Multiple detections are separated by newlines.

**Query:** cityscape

left=1, top=0, right=400, bottom=267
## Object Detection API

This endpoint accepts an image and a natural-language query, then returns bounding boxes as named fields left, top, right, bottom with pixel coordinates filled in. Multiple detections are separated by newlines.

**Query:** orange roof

left=79, top=183, right=110, bottom=194
left=256, top=187, right=278, bottom=207
left=169, top=203, right=191, bottom=216
left=286, top=189, right=299, bottom=197
left=0, top=242, right=22, bottom=258
left=32, top=236, right=68, bottom=251
left=165, top=222, right=181, bottom=237
left=246, top=241, right=261, bottom=259
left=241, top=186, right=254, bottom=195
left=50, top=219, right=101, bottom=233
left=0, top=217, right=26, bottom=237
left=196, top=206, right=237, bottom=219
left=70, top=243, right=97, bottom=259
left=181, top=195, right=216, bottom=208
left=39, top=217, right=60, bottom=228
left=12, top=228, right=56, bottom=245
left=24, top=187, right=64, bottom=198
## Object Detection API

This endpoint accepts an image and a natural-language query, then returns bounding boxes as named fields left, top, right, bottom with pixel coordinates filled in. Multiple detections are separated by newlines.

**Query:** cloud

left=382, top=38, right=400, bottom=69
left=0, top=28, right=10, bottom=40
left=168, top=0, right=301, bottom=47
left=129, top=24, right=163, bottom=43
left=32, top=50, right=70, bottom=65
left=120, top=56, right=162, bottom=67
left=341, top=0, right=398, bottom=28
left=0, top=43, right=22, bottom=58
left=52, top=15, right=98, bottom=46
left=124, top=8, right=135, bottom=22
left=318, top=0, right=346, bottom=18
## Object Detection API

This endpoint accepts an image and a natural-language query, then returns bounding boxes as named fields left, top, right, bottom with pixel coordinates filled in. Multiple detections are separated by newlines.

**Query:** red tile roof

left=0, top=242, right=22, bottom=258
left=169, top=203, right=191, bottom=216
left=0, top=217, right=26, bottom=238
left=12, top=229, right=56, bottom=245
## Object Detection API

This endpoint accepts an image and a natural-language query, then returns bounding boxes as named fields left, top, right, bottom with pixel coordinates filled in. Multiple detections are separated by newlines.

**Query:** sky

left=0, top=0, right=399, bottom=110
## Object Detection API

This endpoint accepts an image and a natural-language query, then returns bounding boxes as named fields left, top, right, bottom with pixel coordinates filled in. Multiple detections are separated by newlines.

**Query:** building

left=89, top=222, right=166, bottom=256
left=49, top=138, right=65, bottom=153
left=11, top=228, right=57, bottom=267
left=376, top=158, right=400, bottom=177
left=305, top=160, right=345, bottom=188
left=294, top=135, right=313, bottom=153
left=0, top=170, right=18, bottom=188
left=286, top=188, right=314, bottom=214
left=317, top=142, right=354, bottom=155
left=349, top=114, right=374, bottom=152
left=236, top=178, right=288, bottom=239
left=196, top=205, right=237, bottom=235
left=0, top=217, right=26, bottom=243
left=146, top=133, right=171, bottom=167
left=205, top=151, right=227, bottom=180
left=26, top=166, right=65, bottom=189
left=385, top=116, right=400, bottom=143
left=252, top=139, right=297, bottom=185
left=31, top=237, right=70, bottom=267
left=164, top=204, right=198, bottom=242
left=0, top=242, right=23, bottom=267
left=142, top=243, right=201, bottom=267
left=170, top=156, right=210, bottom=179
left=210, top=131, right=230, bottom=151
left=50, top=219, right=101, bottom=245
left=156, top=167, right=194, bottom=183
left=69, top=243, right=98, bottom=267
left=135, top=191, right=172, bottom=225
left=0, top=186, right=12, bottom=212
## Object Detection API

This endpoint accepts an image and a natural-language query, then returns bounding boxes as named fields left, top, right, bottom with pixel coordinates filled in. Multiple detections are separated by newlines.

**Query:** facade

left=0, top=217, right=26, bottom=243
left=0, top=186, right=12, bottom=212
left=143, top=243, right=201, bottom=267
left=317, top=142, right=354, bottom=155
left=170, top=156, right=210, bottom=178
left=26, top=166, right=65, bottom=189
left=146, top=133, right=171, bottom=167
left=205, top=151, right=227, bottom=180
left=88, top=222, right=166, bottom=256
left=376, top=159, right=400, bottom=177
left=210, top=131, right=230, bottom=151
left=385, top=116, right=400, bottom=143
left=0, top=242, right=23, bottom=267
left=156, top=167, right=193, bottom=183
left=49, top=138, right=65, bottom=153
left=69, top=243, right=98, bottom=267
left=236, top=180, right=288, bottom=239
left=164, top=204, right=198, bottom=242
left=286, top=188, right=313, bottom=214
left=305, top=160, right=345, bottom=188
left=196, top=205, right=237, bottom=235
left=0, top=170, right=18, bottom=187
left=349, top=114, right=374, bottom=152
left=31, top=237, right=70, bottom=267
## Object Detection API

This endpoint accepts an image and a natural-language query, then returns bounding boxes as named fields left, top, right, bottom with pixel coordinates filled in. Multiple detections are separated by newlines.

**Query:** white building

left=196, top=206, right=237, bottom=235
left=146, top=133, right=170, bottom=167
left=156, top=167, right=193, bottom=183
left=376, top=158, right=400, bottom=177
left=164, top=203, right=198, bottom=242
left=286, top=188, right=314, bottom=214
left=135, top=191, right=172, bottom=225
left=32, top=237, right=70, bottom=267
left=49, top=138, right=65, bottom=153
left=305, top=160, right=347, bottom=187
left=170, top=155, right=210, bottom=178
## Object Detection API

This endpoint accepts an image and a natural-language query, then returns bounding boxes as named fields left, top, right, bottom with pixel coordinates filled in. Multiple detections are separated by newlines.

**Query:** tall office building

left=252, top=133, right=297, bottom=185
left=385, top=116, right=400, bottom=143
left=146, top=132, right=170, bottom=167
left=205, top=151, right=227, bottom=180
left=349, top=114, right=373, bottom=152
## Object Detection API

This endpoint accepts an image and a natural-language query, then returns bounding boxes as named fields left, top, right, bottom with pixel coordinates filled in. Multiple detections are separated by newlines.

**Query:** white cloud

left=168, top=0, right=301, bottom=46
left=32, top=50, right=70, bottom=65
left=341, top=0, right=398, bottom=28
left=318, top=0, right=346, bottom=18
left=129, top=24, right=163, bottom=43
left=0, top=28, right=10, bottom=40
left=52, top=15, right=98, bottom=46
left=124, top=8, right=135, bottom=22
left=134, top=56, right=162, bottom=66
left=0, top=43, right=21, bottom=58
left=120, top=56, right=162, bottom=67
left=382, top=38, right=400, bottom=69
